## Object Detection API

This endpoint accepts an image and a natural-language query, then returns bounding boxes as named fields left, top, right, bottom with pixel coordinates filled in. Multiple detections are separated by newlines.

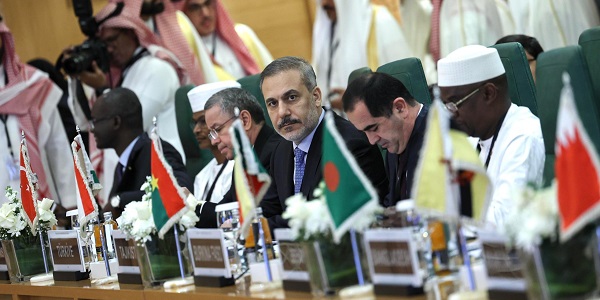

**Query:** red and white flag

left=556, top=73, right=600, bottom=242
left=72, top=133, right=101, bottom=227
left=19, top=136, right=39, bottom=234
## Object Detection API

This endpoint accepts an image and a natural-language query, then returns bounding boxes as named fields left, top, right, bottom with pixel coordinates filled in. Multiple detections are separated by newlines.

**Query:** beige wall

left=0, top=0, right=315, bottom=65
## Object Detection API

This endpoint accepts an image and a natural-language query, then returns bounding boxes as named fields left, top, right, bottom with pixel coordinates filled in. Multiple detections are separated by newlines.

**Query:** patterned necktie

left=294, top=147, right=306, bottom=194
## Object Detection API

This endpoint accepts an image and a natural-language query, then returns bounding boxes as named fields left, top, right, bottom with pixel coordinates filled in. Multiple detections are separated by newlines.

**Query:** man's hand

left=53, top=203, right=70, bottom=228
left=328, top=87, right=346, bottom=111
left=78, top=61, right=107, bottom=89
left=61, top=47, right=107, bottom=89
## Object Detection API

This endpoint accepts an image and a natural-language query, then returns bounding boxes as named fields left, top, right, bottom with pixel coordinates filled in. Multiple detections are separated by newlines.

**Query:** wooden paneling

left=0, top=0, right=314, bottom=64
left=221, top=0, right=314, bottom=60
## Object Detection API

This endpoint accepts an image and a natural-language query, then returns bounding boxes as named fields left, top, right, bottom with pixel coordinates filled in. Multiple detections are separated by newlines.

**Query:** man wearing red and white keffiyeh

left=0, top=17, right=77, bottom=219
left=181, top=0, right=273, bottom=81
left=66, top=0, right=186, bottom=207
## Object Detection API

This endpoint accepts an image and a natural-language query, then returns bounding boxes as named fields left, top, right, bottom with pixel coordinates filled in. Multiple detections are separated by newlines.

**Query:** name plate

left=112, top=230, right=140, bottom=274
left=48, top=230, right=85, bottom=272
left=274, top=228, right=309, bottom=282
left=187, top=228, right=230, bottom=278
left=363, top=228, right=422, bottom=287
left=478, top=230, right=526, bottom=291
left=0, top=242, right=7, bottom=271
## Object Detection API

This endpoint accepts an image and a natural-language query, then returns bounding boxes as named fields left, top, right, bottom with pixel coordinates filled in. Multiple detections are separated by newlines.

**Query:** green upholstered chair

left=174, top=85, right=214, bottom=180
left=377, top=58, right=432, bottom=105
left=578, top=27, right=600, bottom=104
left=535, top=45, right=600, bottom=184
left=490, top=42, right=538, bottom=116
left=238, top=74, right=273, bottom=128
left=347, top=67, right=372, bottom=85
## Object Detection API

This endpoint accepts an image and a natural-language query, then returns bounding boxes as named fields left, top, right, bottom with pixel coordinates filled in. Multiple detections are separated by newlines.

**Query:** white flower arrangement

left=0, top=186, right=57, bottom=240
left=117, top=177, right=199, bottom=245
left=502, top=182, right=558, bottom=252
left=282, top=182, right=382, bottom=242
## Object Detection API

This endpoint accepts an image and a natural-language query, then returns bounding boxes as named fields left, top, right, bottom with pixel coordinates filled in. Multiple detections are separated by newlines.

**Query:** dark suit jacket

left=195, top=124, right=282, bottom=228
left=260, top=111, right=389, bottom=230
left=109, top=133, right=193, bottom=215
left=384, top=105, right=428, bottom=207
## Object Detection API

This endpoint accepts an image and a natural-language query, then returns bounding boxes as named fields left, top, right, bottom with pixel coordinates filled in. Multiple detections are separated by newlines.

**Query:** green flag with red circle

left=323, top=111, right=379, bottom=243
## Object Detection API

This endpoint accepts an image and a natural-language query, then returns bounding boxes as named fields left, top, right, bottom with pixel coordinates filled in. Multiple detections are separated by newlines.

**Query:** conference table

left=0, top=280, right=426, bottom=300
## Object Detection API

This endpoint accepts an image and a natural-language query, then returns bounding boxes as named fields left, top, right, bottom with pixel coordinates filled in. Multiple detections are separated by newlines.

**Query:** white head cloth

left=437, top=45, right=505, bottom=87
left=187, top=80, right=241, bottom=113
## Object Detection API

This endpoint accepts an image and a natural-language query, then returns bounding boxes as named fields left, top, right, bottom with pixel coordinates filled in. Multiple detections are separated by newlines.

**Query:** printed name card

left=112, top=230, right=140, bottom=274
left=48, top=230, right=86, bottom=272
left=478, top=230, right=526, bottom=291
left=274, top=228, right=309, bottom=282
left=187, top=228, right=231, bottom=278
left=0, top=242, right=7, bottom=272
left=363, top=228, right=422, bottom=287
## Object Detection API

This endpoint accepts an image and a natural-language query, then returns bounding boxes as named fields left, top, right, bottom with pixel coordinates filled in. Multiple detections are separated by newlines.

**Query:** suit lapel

left=111, top=134, right=148, bottom=196
left=279, top=141, right=295, bottom=199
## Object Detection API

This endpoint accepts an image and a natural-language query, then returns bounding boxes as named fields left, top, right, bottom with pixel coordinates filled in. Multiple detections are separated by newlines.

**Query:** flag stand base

left=282, top=279, right=310, bottom=292
left=374, top=284, right=423, bottom=296
left=53, top=270, right=89, bottom=281
left=488, top=289, right=528, bottom=300
left=193, top=275, right=235, bottom=287
left=117, top=273, right=142, bottom=285
left=0, top=271, right=8, bottom=281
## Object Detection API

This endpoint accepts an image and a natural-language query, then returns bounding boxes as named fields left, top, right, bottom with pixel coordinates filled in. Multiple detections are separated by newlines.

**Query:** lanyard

left=0, top=114, right=14, bottom=159
left=117, top=48, right=150, bottom=87
left=477, top=112, right=507, bottom=168
left=203, top=160, right=230, bottom=202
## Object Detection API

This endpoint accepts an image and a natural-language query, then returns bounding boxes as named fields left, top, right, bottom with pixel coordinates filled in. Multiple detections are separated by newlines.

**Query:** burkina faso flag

left=150, top=131, right=188, bottom=239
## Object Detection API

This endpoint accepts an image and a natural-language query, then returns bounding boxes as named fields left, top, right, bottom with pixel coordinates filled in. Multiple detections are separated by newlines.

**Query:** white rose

left=179, top=210, right=199, bottom=230
left=38, top=198, right=54, bottom=211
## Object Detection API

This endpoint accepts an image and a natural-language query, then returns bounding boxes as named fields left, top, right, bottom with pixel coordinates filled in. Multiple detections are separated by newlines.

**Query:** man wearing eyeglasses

left=259, top=56, right=388, bottom=230
left=187, top=81, right=238, bottom=205
left=193, top=87, right=280, bottom=228
left=437, top=45, right=544, bottom=227
left=93, top=88, right=192, bottom=218
left=343, top=72, right=427, bottom=207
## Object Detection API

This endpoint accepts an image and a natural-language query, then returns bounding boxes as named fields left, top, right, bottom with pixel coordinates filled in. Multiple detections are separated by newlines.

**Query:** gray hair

left=204, top=87, right=265, bottom=124
left=260, top=56, right=317, bottom=92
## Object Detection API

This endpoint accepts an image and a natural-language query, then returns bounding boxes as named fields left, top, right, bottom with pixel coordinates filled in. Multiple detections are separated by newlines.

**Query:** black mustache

left=278, top=117, right=301, bottom=129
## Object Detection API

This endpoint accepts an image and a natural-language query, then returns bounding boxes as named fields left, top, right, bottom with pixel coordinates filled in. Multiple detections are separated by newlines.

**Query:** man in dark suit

left=91, top=88, right=192, bottom=218
left=343, top=72, right=428, bottom=207
left=259, top=56, right=388, bottom=229
left=193, top=87, right=282, bottom=228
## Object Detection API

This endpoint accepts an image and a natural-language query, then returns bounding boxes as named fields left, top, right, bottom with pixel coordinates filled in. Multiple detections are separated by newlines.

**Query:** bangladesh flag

left=150, top=132, right=188, bottom=239
left=323, top=111, right=379, bottom=243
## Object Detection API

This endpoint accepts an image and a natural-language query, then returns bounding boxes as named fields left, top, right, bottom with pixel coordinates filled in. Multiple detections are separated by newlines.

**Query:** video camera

left=60, top=0, right=123, bottom=75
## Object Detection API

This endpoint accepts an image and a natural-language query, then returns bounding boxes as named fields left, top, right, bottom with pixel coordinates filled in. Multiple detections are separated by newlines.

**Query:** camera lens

left=63, top=50, right=94, bottom=75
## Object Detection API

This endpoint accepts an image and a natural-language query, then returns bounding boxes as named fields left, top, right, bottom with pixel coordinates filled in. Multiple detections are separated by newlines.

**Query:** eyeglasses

left=208, top=116, right=236, bottom=140
left=102, top=31, right=123, bottom=47
left=89, top=116, right=115, bottom=131
left=444, top=87, right=481, bottom=114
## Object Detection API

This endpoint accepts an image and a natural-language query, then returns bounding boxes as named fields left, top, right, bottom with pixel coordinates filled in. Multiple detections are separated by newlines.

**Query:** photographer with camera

left=0, top=16, right=76, bottom=226
left=64, top=0, right=186, bottom=208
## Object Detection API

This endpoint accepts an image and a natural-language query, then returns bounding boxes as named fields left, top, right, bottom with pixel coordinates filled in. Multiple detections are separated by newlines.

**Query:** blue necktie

left=294, top=147, right=306, bottom=194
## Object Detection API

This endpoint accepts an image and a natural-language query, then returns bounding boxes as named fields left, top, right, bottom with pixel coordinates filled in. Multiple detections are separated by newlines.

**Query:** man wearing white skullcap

left=189, top=85, right=281, bottom=228
left=438, top=45, right=545, bottom=227
left=187, top=81, right=239, bottom=205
